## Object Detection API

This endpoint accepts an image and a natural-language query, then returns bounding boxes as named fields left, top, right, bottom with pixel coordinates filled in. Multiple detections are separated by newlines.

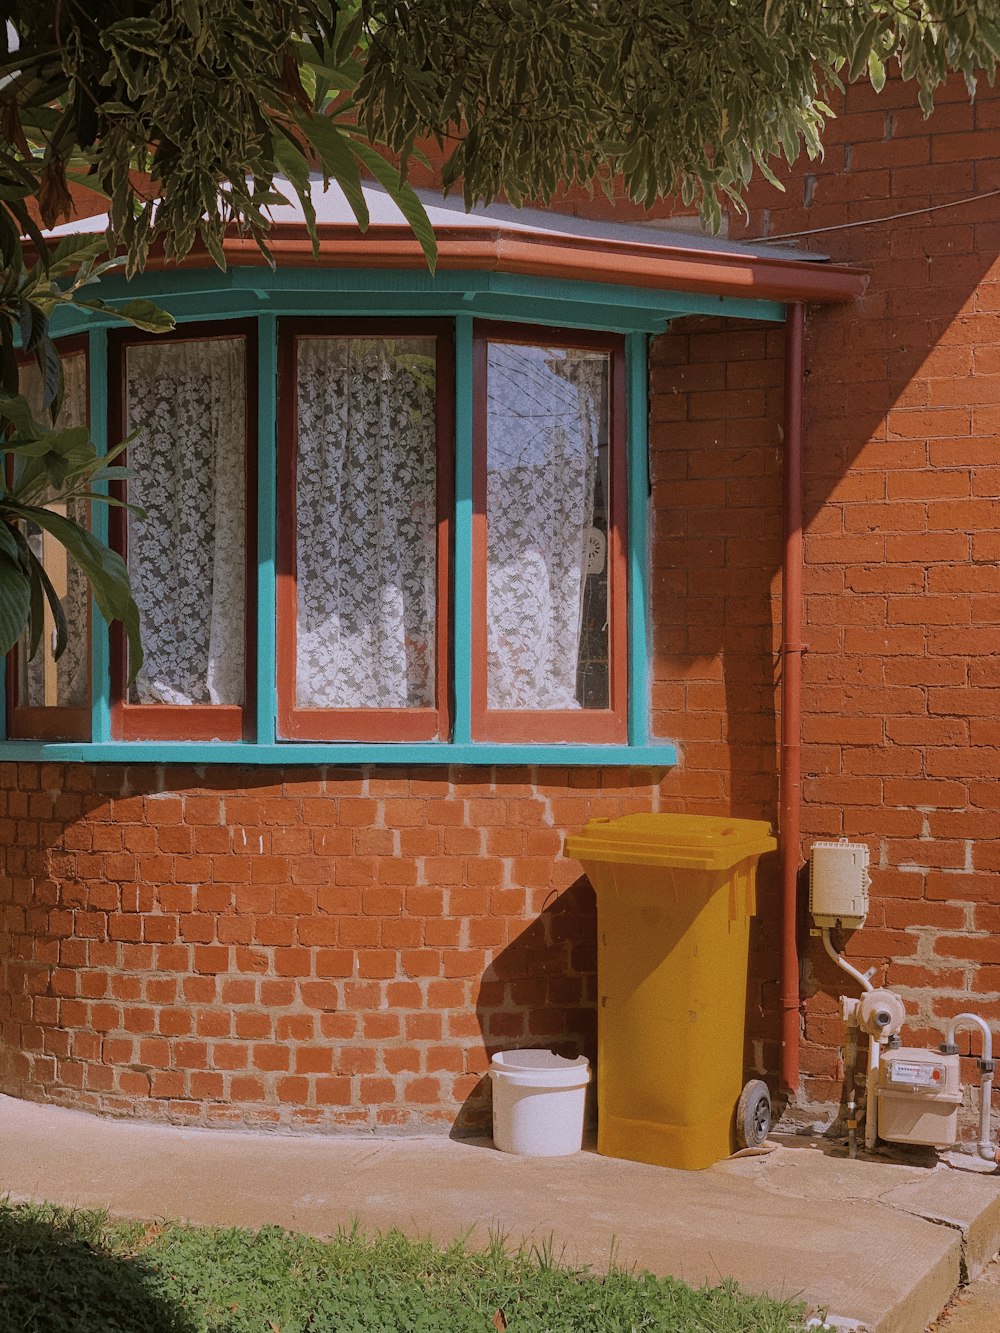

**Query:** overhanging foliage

left=0, top=0, right=996, bottom=677
left=3, top=2, right=998, bottom=271
left=357, top=0, right=999, bottom=229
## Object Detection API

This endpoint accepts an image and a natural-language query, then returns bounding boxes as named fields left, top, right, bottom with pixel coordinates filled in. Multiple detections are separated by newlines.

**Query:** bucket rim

left=490, top=1049, right=589, bottom=1072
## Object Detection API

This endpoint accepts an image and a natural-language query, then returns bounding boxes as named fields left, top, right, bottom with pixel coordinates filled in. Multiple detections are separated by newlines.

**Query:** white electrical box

left=809, top=839, right=870, bottom=929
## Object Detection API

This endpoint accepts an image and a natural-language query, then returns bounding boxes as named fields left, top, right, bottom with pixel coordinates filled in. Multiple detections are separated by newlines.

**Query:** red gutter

left=132, top=223, right=867, bottom=307
left=780, top=301, right=805, bottom=1096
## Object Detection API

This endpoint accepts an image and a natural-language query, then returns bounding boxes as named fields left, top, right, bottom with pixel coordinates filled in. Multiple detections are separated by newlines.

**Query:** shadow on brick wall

left=452, top=874, right=597, bottom=1139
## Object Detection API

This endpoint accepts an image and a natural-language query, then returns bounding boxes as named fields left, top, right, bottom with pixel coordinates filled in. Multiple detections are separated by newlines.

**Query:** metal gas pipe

left=943, top=1014, right=1000, bottom=1164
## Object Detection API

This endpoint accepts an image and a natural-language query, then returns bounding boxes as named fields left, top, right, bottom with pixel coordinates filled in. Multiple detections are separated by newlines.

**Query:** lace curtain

left=486, top=344, right=607, bottom=711
left=125, top=338, right=246, bottom=706
left=18, top=352, right=90, bottom=709
left=295, top=337, right=438, bottom=709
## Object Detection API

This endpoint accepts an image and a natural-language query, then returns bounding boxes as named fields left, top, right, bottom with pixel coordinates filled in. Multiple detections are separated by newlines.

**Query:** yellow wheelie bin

left=565, top=813, right=777, bottom=1171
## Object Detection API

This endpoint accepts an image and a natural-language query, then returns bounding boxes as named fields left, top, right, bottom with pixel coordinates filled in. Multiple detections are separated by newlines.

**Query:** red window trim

left=107, top=319, right=258, bottom=742
left=6, top=336, right=93, bottom=741
left=470, top=322, right=628, bottom=745
left=276, top=319, right=454, bottom=743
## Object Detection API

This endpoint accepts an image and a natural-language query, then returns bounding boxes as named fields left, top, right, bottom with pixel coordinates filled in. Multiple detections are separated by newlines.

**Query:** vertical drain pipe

left=780, top=302, right=805, bottom=1097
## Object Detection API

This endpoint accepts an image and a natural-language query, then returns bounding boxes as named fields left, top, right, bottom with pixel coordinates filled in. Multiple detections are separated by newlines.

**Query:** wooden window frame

left=5, top=335, right=93, bottom=742
left=107, top=320, right=258, bottom=742
left=470, top=322, right=628, bottom=745
left=275, top=319, right=454, bottom=743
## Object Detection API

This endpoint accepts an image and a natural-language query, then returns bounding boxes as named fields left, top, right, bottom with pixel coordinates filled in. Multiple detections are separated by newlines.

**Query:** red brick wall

left=647, top=320, right=787, bottom=1087
left=0, top=763, right=665, bottom=1131
left=653, top=70, right=1000, bottom=1123
left=754, top=73, right=999, bottom=1120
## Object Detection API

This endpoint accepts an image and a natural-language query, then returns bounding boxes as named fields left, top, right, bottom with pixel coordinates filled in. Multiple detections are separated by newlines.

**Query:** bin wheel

left=736, top=1079, right=772, bottom=1149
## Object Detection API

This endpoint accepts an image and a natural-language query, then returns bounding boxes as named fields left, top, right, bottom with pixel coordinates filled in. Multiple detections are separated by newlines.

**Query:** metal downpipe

left=780, top=302, right=805, bottom=1096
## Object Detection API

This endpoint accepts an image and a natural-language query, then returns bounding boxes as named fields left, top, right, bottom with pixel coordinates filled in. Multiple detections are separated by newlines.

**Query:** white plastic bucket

left=489, top=1049, right=591, bottom=1157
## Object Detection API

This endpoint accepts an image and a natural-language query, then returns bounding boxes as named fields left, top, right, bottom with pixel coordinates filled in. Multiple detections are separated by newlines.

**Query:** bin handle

left=728, top=866, right=756, bottom=923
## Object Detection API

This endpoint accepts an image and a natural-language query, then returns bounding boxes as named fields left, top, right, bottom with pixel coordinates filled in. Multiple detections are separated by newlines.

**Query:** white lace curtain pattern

left=125, top=338, right=246, bottom=706
left=486, top=344, right=607, bottom=711
left=295, top=337, right=438, bottom=709
left=19, top=351, right=90, bottom=709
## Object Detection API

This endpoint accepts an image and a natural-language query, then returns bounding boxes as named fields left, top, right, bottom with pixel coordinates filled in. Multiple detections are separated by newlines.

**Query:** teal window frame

left=0, top=266, right=784, bottom=766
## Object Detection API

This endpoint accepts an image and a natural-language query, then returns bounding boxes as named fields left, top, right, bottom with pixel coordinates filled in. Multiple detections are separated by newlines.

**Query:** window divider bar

left=626, top=331, right=650, bottom=747
left=89, top=329, right=112, bottom=743
left=256, top=314, right=278, bottom=746
left=452, top=314, right=475, bottom=745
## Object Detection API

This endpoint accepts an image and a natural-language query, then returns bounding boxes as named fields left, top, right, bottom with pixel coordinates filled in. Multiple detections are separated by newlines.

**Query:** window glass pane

left=486, top=343, right=610, bottom=711
left=17, top=351, right=90, bottom=709
left=124, top=338, right=246, bottom=705
left=295, top=337, right=438, bottom=709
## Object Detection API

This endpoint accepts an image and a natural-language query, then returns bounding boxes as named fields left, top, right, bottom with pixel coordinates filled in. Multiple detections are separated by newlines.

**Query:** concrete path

left=2, top=1094, right=1000, bottom=1333
left=933, top=1257, right=1000, bottom=1332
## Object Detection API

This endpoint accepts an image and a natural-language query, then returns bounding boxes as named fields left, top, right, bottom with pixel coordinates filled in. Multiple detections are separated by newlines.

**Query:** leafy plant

left=0, top=2, right=437, bottom=274
left=0, top=231, right=173, bottom=674
left=5, top=2, right=997, bottom=272
left=355, top=0, right=1000, bottom=230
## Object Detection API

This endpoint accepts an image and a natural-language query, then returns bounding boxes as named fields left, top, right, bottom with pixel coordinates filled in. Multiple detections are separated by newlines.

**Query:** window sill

left=0, top=739, right=677, bottom=767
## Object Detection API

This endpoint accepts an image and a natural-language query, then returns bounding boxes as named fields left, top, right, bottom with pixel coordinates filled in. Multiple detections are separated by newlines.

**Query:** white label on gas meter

left=889, top=1062, right=939, bottom=1086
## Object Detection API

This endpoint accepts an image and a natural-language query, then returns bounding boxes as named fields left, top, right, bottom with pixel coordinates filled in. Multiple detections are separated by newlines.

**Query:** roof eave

left=134, top=223, right=867, bottom=306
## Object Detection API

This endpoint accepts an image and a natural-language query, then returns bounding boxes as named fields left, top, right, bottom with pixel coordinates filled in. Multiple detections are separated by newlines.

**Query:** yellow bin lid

left=565, top=813, right=777, bottom=871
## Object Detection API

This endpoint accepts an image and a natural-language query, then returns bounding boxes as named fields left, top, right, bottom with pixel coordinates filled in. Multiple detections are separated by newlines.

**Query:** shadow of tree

left=0, top=1203, right=195, bottom=1333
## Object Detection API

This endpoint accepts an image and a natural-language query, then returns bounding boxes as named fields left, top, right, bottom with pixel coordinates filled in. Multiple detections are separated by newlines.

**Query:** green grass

left=0, top=1200, right=825, bottom=1333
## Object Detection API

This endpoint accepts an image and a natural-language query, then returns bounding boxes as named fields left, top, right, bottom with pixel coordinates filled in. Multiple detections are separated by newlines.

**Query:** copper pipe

left=780, top=301, right=805, bottom=1096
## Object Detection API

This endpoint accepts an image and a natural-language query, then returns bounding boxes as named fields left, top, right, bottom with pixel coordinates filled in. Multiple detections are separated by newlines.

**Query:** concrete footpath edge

left=1, top=1095, right=999, bottom=1333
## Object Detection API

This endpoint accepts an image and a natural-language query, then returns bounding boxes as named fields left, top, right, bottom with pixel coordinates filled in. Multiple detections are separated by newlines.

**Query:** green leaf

left=2, top=501, right=143, bottom=680
left=29, top=235, right=107, bottom=286
left=848, top=18, right=879, bottom=82
left=296, top=113, right=369, bottom=230
left=5, top=426, right=91, bottom=460
left=12, top=202, right=49, bottom=264
left=180, top=0, right=202, bottom=38
left=69, top=492, right=145, bottom=519
left=0, top=521, right=19, bottom=563
left=17, top=300, right=46, bottom=354
left=42, top=452, right=70, bottom=489
left=27, top=545, right=68, bottom=661
left=73, top=297, right=174, bottom=333
left=981, top=15, right=1000, bottom=61
left=0, top=394, right=44, bottom=440
left=0, top=549, right=30, bottom=656
left=867, top=50, right=886, bottom=93
left=25, top=544, right=45, bottom=659
left=105, top=18, right=163, bottom=58
left=33, top=335, right=62, bottom=413
left=348, top=141, right=437, bottom=271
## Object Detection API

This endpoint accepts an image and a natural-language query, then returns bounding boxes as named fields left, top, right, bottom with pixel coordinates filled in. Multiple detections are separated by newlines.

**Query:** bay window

left=6, top=312, right=652, bottom=760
